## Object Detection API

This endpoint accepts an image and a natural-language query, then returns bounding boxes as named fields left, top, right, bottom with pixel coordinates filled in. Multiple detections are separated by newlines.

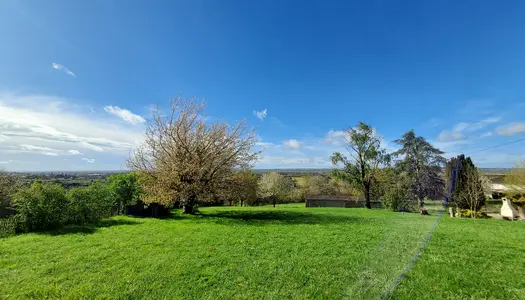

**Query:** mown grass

left=1, top=204, right=524, bottom=299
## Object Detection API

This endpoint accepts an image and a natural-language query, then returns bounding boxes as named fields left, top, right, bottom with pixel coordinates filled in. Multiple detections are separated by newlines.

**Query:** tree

left=128, top=97, right=258, bottom=214
left=258, top=172, right=294, bottom=207
left=445, top=155, right=486, bottom=216
left=504, top=160, right=525, bottom=217
left=106, top=172, right=142, bottom=214
left=302, top=175, right=337, bottom=196
left=393, top=130, right=446, bottom=207
left=0, top=170, right=19, bottom=218
left=223, top=170, right=258, bottom=206
left=331, top=122, right=390, bottom=209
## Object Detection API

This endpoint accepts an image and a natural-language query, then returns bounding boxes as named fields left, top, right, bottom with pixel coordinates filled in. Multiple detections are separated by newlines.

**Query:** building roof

left=304, top=195, right=377, bottom=202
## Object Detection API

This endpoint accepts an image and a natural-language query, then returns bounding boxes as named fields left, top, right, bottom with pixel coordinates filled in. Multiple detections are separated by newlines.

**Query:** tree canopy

left=393, top=130, right=446, bottom=206
left=331, top=122, right=390, bottom=208
left=128, top=97, right=258, bottom=214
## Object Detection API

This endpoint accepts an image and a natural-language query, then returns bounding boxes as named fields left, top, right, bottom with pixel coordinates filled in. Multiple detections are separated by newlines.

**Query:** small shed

left=305, top=195, right=381, bottom=208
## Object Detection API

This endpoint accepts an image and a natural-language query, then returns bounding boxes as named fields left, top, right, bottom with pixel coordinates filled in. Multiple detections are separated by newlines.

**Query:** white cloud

left=104, top=105, right=145, bottom=124
left=0, top=93, right=145, bottom=171
left=51, top=63, right=76, bottom=77
left=324, top=130, right=348, bottom=145
left=438, top=117, right=501, bottom=142
left=67, top=149, right=82, bottom=155
left=0, top=161, right=9, bottom=164
left=437, top=131, right=467, bottom=142
left=496, top=122, right=525, bottom=137
left=81, top=158, right=95, bottom=164
left=283, top=139, right=302, bottom=150
left=253, top=109, right=267, bottom=121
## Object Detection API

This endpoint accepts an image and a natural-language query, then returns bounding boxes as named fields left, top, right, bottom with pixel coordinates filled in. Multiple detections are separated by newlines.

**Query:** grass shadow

left=198, top=210, right=364, bottom=225
left=39, top=219, right=140, bottom=236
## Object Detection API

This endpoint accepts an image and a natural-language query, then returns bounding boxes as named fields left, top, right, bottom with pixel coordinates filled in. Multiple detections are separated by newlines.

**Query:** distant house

left=305, top=195, right=381, bottom=208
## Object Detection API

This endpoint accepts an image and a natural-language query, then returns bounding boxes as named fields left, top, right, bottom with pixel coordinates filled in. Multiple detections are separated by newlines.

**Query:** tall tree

left=258, top=172, right=294, bottom=207
left=445, top=155, right=486, bottom=215
left=331, top=122, right=390, bottom=209
left=393, top=130, right=446, bottom=207
left=128, top=97, right=258, bottom=214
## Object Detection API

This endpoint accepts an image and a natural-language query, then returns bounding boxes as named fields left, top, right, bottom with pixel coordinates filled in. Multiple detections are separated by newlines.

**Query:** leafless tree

left=127, top=97, right=258, bottom=214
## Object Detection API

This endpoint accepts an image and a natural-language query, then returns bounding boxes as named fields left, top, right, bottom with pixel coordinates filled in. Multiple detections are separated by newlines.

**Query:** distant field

left=1, top=205, right=524, bottom=299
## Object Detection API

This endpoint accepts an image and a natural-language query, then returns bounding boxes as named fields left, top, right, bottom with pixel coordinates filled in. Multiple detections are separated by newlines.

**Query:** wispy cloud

left=437, top=131, right=467, bottom=142
left=283, top=139, right=302, bottom=150
left=437, top=117, right=501, bottom=142
left=0, top=93, right=145, bottom=171
left=104, top=105, right=145, bottom=125
left=81, top=158, right=95, bottom=164
left=51, top=63, right=76, bottom=77
left=67, top=149, right=82, bottom=155
left=253, top=109, right=267, bottom=121
left=496, top=122, right=525, bottom=137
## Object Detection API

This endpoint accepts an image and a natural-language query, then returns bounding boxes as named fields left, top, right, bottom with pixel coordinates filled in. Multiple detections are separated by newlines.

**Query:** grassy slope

left=392, top=216, right=525, bottom=299
left=1, top=204, right=524, bottom=299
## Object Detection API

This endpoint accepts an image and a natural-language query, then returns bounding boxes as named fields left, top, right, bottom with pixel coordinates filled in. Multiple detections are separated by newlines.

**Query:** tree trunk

left=418, top=197, right=424, bottom=208
left=182, top=194, right=197, bottom=214
left=364, top=183, right=371, bottom=209
left=272, top=197, right=276, bottom=208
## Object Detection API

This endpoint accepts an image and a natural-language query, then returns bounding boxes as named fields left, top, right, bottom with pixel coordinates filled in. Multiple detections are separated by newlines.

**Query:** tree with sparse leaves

left=393, top=130, right=446, bottom=207
left=258, top=172, right=294, bottom=207
left=331, top=122, right=390, bottom=209
left=128, top=97, right=258, bottom=214
left=504, top=160, right=525, bottom=217
left=222, top=170, right=258, bottom=206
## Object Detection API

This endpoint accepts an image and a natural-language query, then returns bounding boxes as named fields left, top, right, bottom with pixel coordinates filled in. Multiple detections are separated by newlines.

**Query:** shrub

left=457, top=209, right=487, bottom=219
left=0, top=214, right=28, bottom=238
left=0, top=170, right=19, bottom=218
left=382, top=185, right=417, bottom=212
left=68, top=182, right=114, bottom=224
left=13, top=181, right=69, bottom=231
left=106, top=173, right=142, bottom=213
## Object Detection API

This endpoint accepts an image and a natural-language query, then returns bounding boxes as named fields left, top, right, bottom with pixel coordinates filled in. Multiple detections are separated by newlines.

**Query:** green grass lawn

left=1, top=204, right=524, bottom=299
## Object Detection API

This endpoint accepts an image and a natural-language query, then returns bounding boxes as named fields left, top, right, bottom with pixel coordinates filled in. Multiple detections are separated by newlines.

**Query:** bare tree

left=331, top=122, right=390, bottom=209
left=127, top=97, right=258, bottom=214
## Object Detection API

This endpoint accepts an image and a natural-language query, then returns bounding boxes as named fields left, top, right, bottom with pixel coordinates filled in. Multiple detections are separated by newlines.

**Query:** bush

left=382, top=182, right=417, bottom=212
left=0, top=214, right=28, bottom=238
left=68, top=182, right=114, bottom=224
left=0, top=170, right=19, bottom=218
left=13, top=181, right=69, bottom=231
left=457, top=209, right=487, bottom=219
left=106, top=173, right=142, bottom=213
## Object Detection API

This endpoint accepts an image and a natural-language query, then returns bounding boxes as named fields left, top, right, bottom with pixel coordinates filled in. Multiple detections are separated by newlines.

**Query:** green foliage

left=0, top=170, right=20, bottom=218
left=331, top=122, right=390, bottom=208
left=446, top=155, right=485, bottom=212
left=0, top=214, right=28, bottom=237
left=106, top=172, right=142, bottom=213
left=381, top=176, right=418, bottom=212
left=456, top=209, right=487, bottom=219
left=393, top=130, right=445, bottom=206
left=12, top=181, right=69, bottom=231
left=222, top=170, right=258, bottom=206
left=68, top=182, right=114, bottom=224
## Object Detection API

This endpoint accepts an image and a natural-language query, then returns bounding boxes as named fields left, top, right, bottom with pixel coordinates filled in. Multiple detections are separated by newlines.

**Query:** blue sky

left=1, top=0, right=525, bottom=171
